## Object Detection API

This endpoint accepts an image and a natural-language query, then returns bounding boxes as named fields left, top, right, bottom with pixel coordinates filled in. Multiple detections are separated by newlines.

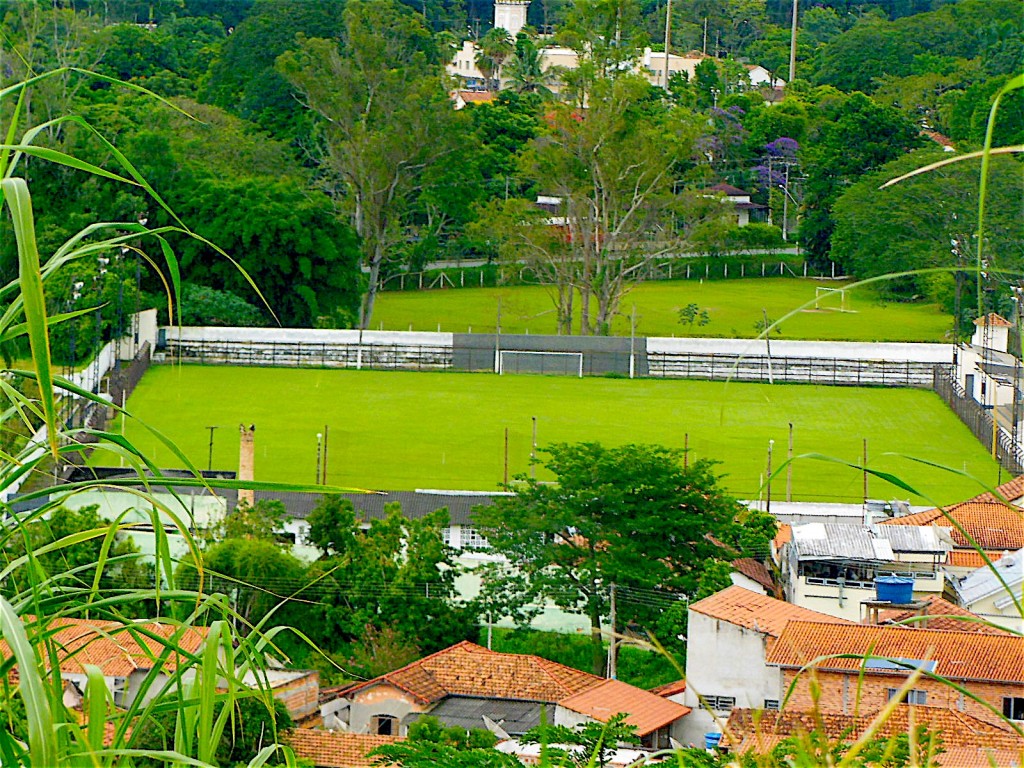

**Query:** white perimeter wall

left=647, top=337, right=953, bottom=363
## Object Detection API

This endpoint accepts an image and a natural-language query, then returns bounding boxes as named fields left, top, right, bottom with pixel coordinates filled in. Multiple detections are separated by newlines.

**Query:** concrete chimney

left=239, top=424, right=256, bottom=507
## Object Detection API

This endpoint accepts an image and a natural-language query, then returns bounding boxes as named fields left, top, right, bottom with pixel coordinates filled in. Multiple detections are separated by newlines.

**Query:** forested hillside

left=1, top=0, right=1020, bottom=339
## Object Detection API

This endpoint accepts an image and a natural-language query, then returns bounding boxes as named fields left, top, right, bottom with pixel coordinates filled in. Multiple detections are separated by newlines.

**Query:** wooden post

left=504, top=427, right=509, bottom=485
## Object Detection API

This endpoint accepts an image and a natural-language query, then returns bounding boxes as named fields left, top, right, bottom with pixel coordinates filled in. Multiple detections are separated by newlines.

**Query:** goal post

left=498, top=350, right=584, bottom=377
left=814, top=286, right=854, bottom=312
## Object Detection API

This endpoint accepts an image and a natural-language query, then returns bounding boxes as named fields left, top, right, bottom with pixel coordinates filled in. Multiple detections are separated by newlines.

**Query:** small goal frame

left=498, top=350, right=584, bottom=377
left=814, top=286, right=855, bottom=313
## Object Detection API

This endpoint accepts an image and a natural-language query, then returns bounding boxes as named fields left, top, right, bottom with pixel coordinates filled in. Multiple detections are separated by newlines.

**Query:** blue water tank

left=705, top=732, right=723, bottom=750
left=875, top=575, right=914, bottom=604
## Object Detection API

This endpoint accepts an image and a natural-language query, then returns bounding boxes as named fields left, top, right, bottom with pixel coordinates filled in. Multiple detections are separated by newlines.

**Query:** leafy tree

left=176, top=282, right=267, bottom=327
left=678, top=303, right=710, bottom=329
left=304, top=498, right=479, bottom=656
left=201, top=0, right=348, bottom=138
left=474, top=442, right=753, bottom=675
left=799, top=92, right=921, bottom=264
left=508, top=75, right=706, bottom=335
left=213, top=499, right=290, bottom=543
left=176, top=538, right=307, bottom=630
left=1, top=505, right=154, bottom=612
left=278, top=0, right=457, bottom=328
left=131, top=694, right=293, bottom=766
left=476, top=28, right=514, bottom=90
left=504, top=36, right=558, bottom=96
left=830, top=148, right=1024, bottom=302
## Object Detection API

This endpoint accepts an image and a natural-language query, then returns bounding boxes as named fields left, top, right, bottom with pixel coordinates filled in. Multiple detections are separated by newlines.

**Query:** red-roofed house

left=286, top=729, right=398, bottom=768
left=766, top=620, right=1024, bottom=728
left=680, top=586, right=852, bottom=743
left=724, top=705, right=1024, bottom=766
left=3, top=617, right=209, bottom=710
left=330, top=641, right=689, bottom=748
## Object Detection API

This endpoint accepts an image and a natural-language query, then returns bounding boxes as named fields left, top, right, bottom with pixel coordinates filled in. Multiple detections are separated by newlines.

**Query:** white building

left=680, top=585, right=852, bottom=745
left=954, top=548, right=1024, bottom=634
left=780, top=522, right=953, bottom=621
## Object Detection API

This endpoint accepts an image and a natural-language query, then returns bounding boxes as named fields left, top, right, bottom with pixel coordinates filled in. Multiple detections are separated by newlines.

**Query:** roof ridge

left=531, top=653, right=602, bottom=697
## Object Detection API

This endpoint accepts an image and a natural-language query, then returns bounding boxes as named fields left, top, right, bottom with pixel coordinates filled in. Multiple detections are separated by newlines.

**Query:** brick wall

left=781, top=669, right=1023, bottom=728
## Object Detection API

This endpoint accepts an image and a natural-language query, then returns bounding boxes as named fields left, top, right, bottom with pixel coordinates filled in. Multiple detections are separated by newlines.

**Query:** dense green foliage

left=473, top=442, right=773, bottom=673
left=2, top=0, right=1019, bottom=338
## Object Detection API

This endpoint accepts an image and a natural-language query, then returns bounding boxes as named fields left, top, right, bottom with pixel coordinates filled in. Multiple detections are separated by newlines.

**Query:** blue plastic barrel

left=875, top=575, right=914, bottom=604
left=705, top=732, right=723, bottom=750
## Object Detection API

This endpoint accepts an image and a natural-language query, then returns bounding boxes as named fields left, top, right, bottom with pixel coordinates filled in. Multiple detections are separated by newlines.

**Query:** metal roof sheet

left=790, top=523, right=894, bottom=561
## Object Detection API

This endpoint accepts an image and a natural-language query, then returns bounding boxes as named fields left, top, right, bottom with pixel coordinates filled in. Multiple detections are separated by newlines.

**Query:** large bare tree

left=278, top=0, right=455, bottom=329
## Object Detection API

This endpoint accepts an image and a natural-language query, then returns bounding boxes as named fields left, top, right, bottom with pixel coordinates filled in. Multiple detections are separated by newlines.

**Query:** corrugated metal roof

left=416, top=696, right=544, bottom=735
left=872, top=525, right=952, bottom=553
left=790, top=523, right=894, bottom=561
left=957, top=548, right=1024, bottom=605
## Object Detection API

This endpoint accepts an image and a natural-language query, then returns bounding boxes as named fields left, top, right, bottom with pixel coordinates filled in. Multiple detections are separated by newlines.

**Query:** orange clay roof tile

left=726, top=705, right=1024, bottom=757
left=286, top=730, right=398, bottom=768
left=349, top=641, right=603, bottom=705
left=880, top=501, right=1024, bottom=551
left=1, top=617, right=208, bottom=679
left=879, top=595, right=1014, bottom=635
left=689, top=585, right=851, bottom=638
left=767, top=621, right=1024, bottom=683
left=946, top=549, right=1007, bottom=568
left=558, top=679, right=691, bottom=736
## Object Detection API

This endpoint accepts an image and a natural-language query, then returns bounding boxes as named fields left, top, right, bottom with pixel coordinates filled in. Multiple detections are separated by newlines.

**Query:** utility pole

left=787, top=422, right=794, bottom=502
left=322, top=424, right=329, bottom=484
left=766, top=440, right=774, bottom=515
left=863, top=438, right=869, bottom=504
left=206, top=425, right=219, bottom=471
left=316, top=432, right=323, bottom=485
left=503, top=427, right=510, bottom=485
left=531, top=416, right=538, bottom=479
left=607, top=583, right=617, bottom=679
left=788, top=0, right=799, bottom=82
left=662, top=0, right=672, bottom=90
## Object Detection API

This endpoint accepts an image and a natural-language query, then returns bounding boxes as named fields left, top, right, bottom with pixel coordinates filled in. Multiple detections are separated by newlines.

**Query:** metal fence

left=932, top=367, right=1024, bottom=475
left=162, top=337, right=452, bottom=370
left=647, top=351, right=938, bottom=388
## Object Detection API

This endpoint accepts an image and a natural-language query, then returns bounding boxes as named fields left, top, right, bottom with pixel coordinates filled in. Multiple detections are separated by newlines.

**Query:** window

left=888, top=688, right=927, bottom=705
left=461, top=527, right=489, bottom=550
left=1004, top=697, right=1024, bottom=721
left=441, top=527, right=452, bottom=545
left=703, top=695, right=736, bottom=711
left=371, top=715, right=398, bottom=736
left=763, top=699, right=780, bottom=711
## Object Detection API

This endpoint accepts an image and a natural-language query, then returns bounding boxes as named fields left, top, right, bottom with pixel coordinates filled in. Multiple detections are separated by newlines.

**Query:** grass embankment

left=100, top=366, right=999, bottom=505
left=374, top=278, right=952, bottom=342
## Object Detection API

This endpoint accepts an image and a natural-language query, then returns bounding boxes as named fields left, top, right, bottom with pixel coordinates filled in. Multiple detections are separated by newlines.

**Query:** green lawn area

left=98, top=366, right=1000, bottom=506
left=373, top=278, right=953, bottom=342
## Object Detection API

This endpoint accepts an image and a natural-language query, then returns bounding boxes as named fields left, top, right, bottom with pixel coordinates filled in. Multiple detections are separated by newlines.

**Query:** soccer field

left=373, top=278, right=953, bottom=342
left=98, top=365, right=1001, bottom=506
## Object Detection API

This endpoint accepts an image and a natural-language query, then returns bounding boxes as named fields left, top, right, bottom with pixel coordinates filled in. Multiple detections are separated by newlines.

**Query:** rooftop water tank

left=875, top=575, right=914, bottom=604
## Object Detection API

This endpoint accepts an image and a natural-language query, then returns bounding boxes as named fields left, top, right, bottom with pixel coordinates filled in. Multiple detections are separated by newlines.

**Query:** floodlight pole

left=787, top=422, right=793, bottom=502
left=766, top=440, right=774, bottom=515
left=206, top=425, right=219, bottom=471
left=531, top=416, right=538, bottom=479
left=316, top=432, right=323, bottom=485
left=322, top=424, right=329, bottom=485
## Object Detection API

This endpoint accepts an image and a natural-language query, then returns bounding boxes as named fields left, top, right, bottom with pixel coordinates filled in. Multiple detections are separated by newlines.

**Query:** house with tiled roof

left=3, top=617, right=209, bottom=709
left=328, top=641, right=689, bottom=749
left=881, top=500, right=1024, bottom=553
left=723, top=705, right=1024, bottom=767
left=766, top=620, right=1024, bottom=728
left=679, top=586, right=852, bottom=744
left=953, top=549, right=1023, bottom=634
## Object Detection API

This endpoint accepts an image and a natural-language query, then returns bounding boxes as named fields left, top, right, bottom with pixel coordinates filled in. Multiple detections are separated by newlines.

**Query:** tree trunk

left=361, top=241, right=385, bottom=329
left=588, top=592, right=604, bottom=676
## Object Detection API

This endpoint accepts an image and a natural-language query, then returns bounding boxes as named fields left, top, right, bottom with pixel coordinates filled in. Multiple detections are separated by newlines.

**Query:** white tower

left=494, top=0, right=530, bottom=38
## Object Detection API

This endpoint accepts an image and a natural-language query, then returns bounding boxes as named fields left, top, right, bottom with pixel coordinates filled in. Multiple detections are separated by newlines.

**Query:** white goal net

left=498, top=350, right=584, bottom=377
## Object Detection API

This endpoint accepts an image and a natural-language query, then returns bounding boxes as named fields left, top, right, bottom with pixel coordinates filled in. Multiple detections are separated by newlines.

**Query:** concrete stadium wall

left=158, top=326, right=955, bottom=387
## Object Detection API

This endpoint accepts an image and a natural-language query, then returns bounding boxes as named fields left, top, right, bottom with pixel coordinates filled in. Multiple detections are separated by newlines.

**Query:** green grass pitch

left=373, top=278, right=953, bottom=342
left=98, top=365, right=1000, bottom=506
